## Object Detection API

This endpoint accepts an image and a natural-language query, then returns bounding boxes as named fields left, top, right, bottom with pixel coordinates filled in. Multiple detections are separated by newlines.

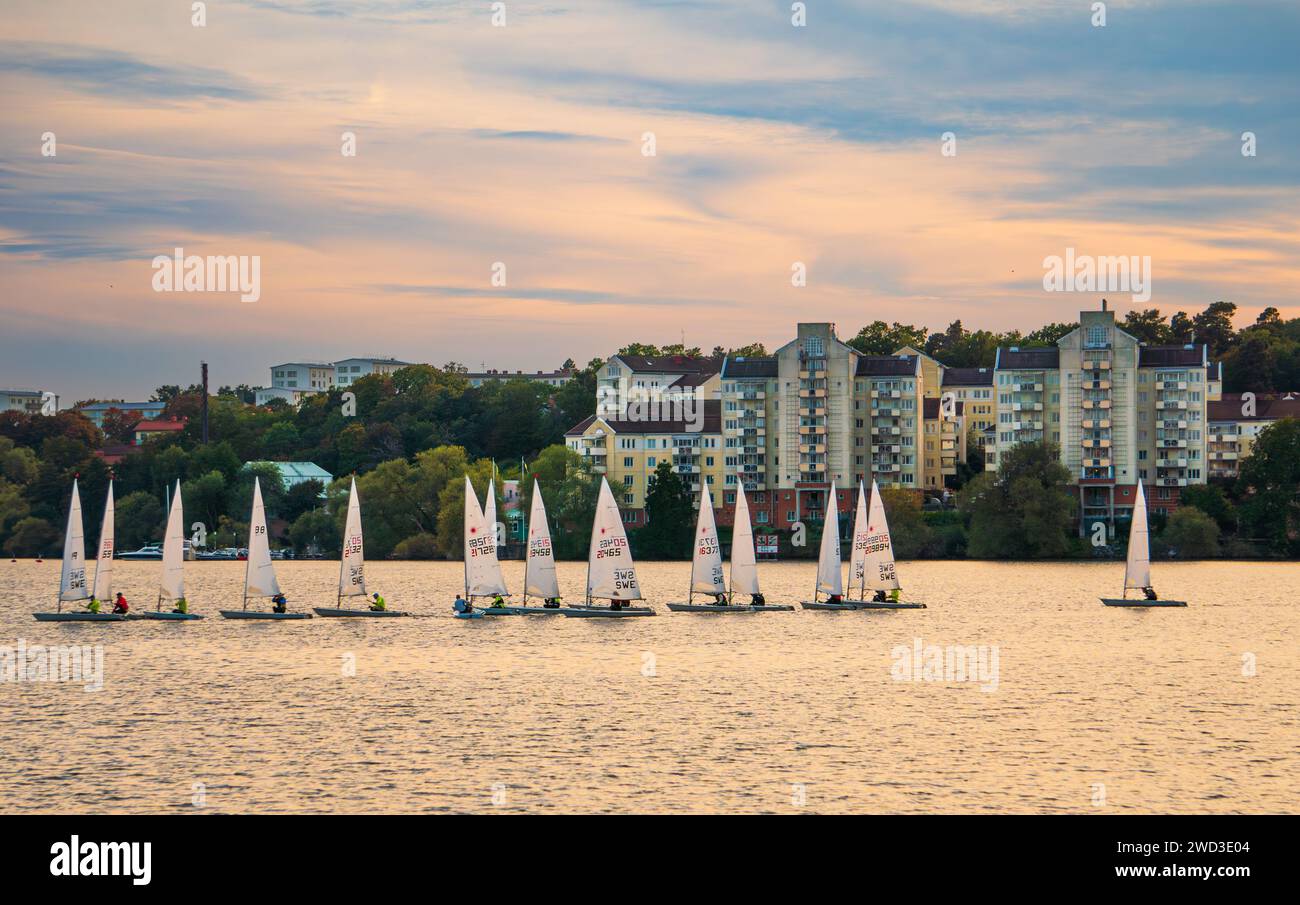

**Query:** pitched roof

left=614, top=354, right=721, bottom=375
left=721, top=356, right=778, bottom=378
left=134, top=418, right=186, bottom=432
left=995, top=346, right=1059, bottom=369
left=565, top=400, right=721, bottom=436
left=941, top=366, right=994, bottom=387
left=855, top=354, right=919, bottom=377
left=1138, top=344, right=1207, bottom=368
left=923, top=397, right=965, bottom=418
left=1209, top=394, right=1300, bottom=422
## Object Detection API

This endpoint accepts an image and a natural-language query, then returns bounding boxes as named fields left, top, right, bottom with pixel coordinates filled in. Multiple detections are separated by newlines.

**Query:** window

left=623, top=457, right=633, bottom=467
left=1086, top=325, right=1107, bottom=347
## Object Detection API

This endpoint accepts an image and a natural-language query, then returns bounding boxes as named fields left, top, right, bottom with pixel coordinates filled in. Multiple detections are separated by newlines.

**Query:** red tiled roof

left=135, top=419, right=186, bottom=432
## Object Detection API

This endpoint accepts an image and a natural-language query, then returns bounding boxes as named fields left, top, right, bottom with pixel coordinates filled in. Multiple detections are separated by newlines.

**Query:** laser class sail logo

left=1042, top=247, right=1151, bottom=303
left=151, top=247, right=261, bottom=303
left=49, top=836, right=151, bottom=885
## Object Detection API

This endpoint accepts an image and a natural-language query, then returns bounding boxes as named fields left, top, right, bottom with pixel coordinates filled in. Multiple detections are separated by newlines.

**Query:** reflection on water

left=1, top=558, right=1296, bottom=814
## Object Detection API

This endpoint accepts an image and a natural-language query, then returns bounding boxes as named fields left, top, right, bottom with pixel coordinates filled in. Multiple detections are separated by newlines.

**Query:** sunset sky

left=2, top=0, right=1298, bottom=402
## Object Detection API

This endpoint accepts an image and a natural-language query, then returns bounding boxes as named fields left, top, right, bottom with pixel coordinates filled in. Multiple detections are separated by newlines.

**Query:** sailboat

left=800, top=480, right=856, bottom=610
left=853, top=480, right=925, bottom=609
left=220, top=477, right=312, bottom=619
left=485, top=480, right=566, bottom=615
left=1101, top=482, right=1187, bottom=607
left=564, top=476, right=654, bottom=617
left=667, top=480, right=754, bottom=612
left=732, top=487, right=792, bottom=611
left=141, top=480, right=203, bottom=619
left=459, top=475, right=509, bottom=618
left=34, top=480, right=124, bottom=621
left=315, top=477, right=407, bottom=616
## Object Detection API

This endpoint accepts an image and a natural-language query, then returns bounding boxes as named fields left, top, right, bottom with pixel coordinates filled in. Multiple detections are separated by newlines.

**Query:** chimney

left=1101, top=298, right=1108, bottom=311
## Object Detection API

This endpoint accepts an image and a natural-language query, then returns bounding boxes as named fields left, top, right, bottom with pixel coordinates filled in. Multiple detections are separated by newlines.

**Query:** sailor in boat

left=172, top=597, right=189, bottom=615
left=272, top=593, right=288, bottom=613
left=490, top=593, right=506, bottom=609
left=751, top=592, right=765, bottom=606
left=827, top=593, right=844, bottom=604
left=112, top=593, right=130, bottom=616
left=872, top=589, right=901, bottom=603
left=85, top=597, right=102, bottom=614
left=711, top=592, right=728, bottom=606
left=369, top=592, right=386, bottom=612
left=453, top=595, right=472, bottom=615
left=610, top=599, right=624, bottom=611
left=543, top=597, right=562, bottom=609
left=1142, top=587, right=1158, bottom=601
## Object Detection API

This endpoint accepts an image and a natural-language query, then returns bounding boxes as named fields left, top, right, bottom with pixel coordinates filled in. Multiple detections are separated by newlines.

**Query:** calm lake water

left=1, top=558, right=1296, bottom=814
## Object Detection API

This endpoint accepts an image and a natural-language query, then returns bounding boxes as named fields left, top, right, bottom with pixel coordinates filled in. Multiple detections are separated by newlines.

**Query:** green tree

left=636, top=461, right=695, bottom=559
left=1162, top=506, right=1220, bottom=558
left=3, top=516, right=58, bottom=557
left=1192, top=301, right=1238, bottom=358
left=961, top=442, right=1074, bottom=558
left=847, top=321, right=929, bottom=355
left=1179, top=484, right=1236, bottom=533
left=1120, top=308, right=1173, bottom=345
left=434, top=458, right=496, bottom=558
left=289, top=508, right=339, bottom=556
left=116, top=491, right=164, bottom=549
left=879, top=487, right=933, bottom=558
left=1236, top=418, right=1300, bottom=554
left=392, top=533, right=440, bottom=559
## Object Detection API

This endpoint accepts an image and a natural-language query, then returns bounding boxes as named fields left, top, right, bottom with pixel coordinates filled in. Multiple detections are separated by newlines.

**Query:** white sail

left=587, top=477, right=641, bottom=600
left=1124, top=482, right=1152, bottom=593
left=863, top=480, right=901, bottom=592
left=339, top=477, right=366, bottom=598
left=463, top=476, right=508, bottom=597
left=848, top=482, right=869, bottom=597
left=160, top=480, right=185, bottom=602
left=524, top=480, right=560, bottom=600
left=689, top=480, right=726, bottom=595
left=58, top=479, right=89, bottom=602
left=815, top=480, right=843, bottom=597
left=485, top=478, right=498, bottom=546
left=244, top=477, right=281, bottom=598
left=729, top=487, right=760, bottom=596
left=91, top=480, right=115, bottom=602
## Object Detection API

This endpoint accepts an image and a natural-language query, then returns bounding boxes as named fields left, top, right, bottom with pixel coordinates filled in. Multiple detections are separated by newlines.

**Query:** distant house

left=94, top=443, right=137, bottom=466
left=334, top=357, right=411, bottom=387
left=76, top=400, right=165, bottom=429
left=466, top=368, right=574, bottom=388
left=133, top=416, right=187, bottom=445
left=243, top=461, right=333, bottom=495
left=1, top=388, right=53, bottom=415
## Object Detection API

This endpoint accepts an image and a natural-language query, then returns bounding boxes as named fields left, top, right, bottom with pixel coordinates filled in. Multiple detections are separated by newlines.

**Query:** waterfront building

left=334, top=357, right=410, bottom=387
left=1206, top=392, right=1300, bottom=480
left=466, top=368, right=573, bottom=388
left=75, top=400, right=165, bottom=429
left=1, top=388, right=52, bottom=415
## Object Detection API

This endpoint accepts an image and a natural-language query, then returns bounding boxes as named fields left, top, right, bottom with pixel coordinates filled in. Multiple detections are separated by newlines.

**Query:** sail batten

left=339, top=477, right=366, bottom=598
left=587, top=477, right=642, bottom=600
left=463, top=476, right=508, bottom=597
left=91, top=481, right=115, bottom=602
left=1124, top=482, right=1152, bottom=593
left=59, top=480, right=89, bottom=603
left=729, top=487, right=760, bottom=596
left=160, top=480, right=185, bottom=602
left=814, top=481, right=843, bottom=597
left=244, top=477, right=281, bottom=599
left=524, top=481, right=560, bottom=600
left=689, top=481, right=726, bottom=595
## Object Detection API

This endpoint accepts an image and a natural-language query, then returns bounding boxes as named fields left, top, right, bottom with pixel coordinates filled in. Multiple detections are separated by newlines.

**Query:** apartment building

left=335, top=357, right=410, bottom=387
left=596, top=353, right=721, bottom=418
left=2, top=388, right=54, bottom=415
left=466, top=368, right=573, bottom=388
left=75, top=400, right=166, bottom=429
left=923, top=397, right=966, bottom=489
left=992, top=303, right=1219, bottom=534
left=1207, top=392, right=1300, bottom=480
left=940, top=368, right=995, bottom=449
left=565, top=401, right=725, bottom=527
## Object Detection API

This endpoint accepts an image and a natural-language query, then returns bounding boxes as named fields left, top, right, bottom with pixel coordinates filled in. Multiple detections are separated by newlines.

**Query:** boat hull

left=748, top=604, right=796, bottom=612
left=1100, top=598, right=1187, bottom=607
left=32, top=612, right=126, bottom=622
left=854, top=601, right=927, bottom=609
left=481, top=606, right=565, bottom=616
left=455, top=611, right=485, bottom=619
left=799, top=601, right=859, bottom=611
left=312, top=607, right=409, bottom=617
left=561, top=606, right=655, bottom=618
left=665, top=602, right=755, bottom=613
left=218, top=610, right=313, bottom=620
left=138, top=611, right=205, bottom=620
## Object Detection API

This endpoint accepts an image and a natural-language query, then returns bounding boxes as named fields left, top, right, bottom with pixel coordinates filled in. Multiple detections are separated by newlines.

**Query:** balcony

left=1011, top=402, right=1044, bottom=412
left=872, top=462, right=901, bottom=473
left=1016, top=382, right=1044, bottom=392
left=1083, top=457, right=1111, bottom=468
left=871, top=443, right=901, bottom=454
left=1082, top=399, right=1112, bottom=410
left=799, top=405, right=825, bottom=418
left=1081, top=438, right=1112, bottom=449
left=1156, top=400, right=1187, bottom=410
left=1081, top=419, right=1111, bottom=430
left=799, top=369, right=826, bottom=380
left=1210, top=451, right=1238, bottom=461
left=1157, top=457, right=1187, bottom=468
left=1160, top=437, right=1188, bottom=448
left=1157, top=477, right=1188, bottom=488
left=798, top=443, right=826, bottom=454
left=1084, top=380, right=1112, bottom=391
left=801, top=425, right=827, bottom=436
left=1083, top=356, right=1112, bottom=370
left=1161, top=420, right=1188, bottom=431
left=738, top=390, right=766, bottom=401
left=873, top=407, right=902, bottom=417
left=798, top=388, right=827, bottom=399
left=871, top=389, right=901, bottom=399
left=1012, top=420, right=1043, bottom=431
left=1158, top=380, right=1188, bottom=391
left=871, top=425, right=902, bottom=436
